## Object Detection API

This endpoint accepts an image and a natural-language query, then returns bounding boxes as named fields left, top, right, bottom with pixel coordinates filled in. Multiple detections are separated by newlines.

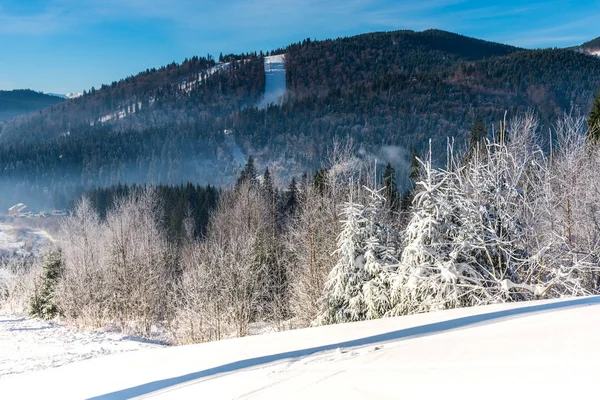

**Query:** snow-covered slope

left=0, top=313, right=166, bottom=378
left=1, top=296, right=599, bottom=399
left=257, top=54, right=286, bottom=108
left=44, top=92, right=83, bottom=99
left=585, top=49, right=600, bottom=57
left=0, top=223, right=54, bottom=257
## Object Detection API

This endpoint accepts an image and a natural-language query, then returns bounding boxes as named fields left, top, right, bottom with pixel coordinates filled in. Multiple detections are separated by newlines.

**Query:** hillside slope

left=0, top=90, right=63, bottom=121
left=1, top=296, right=599, bottom=399
left=2, top=30, right=600, bottom=210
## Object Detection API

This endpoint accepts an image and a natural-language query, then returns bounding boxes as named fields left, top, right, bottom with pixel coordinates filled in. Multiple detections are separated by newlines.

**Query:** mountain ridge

left=0, top=89, right=64, bottom=121
left=1, top=29, right=600, bottom=210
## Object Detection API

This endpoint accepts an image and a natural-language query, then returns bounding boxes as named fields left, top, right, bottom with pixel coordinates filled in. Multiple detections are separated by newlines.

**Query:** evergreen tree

left=588, top=90, right=600, bottom=141
left=465, top=119, right=488, bottom=161
left=236, top=156, right=258, bottom=187
left=313, top=168, right=328, bottom=195
left=400, top=148, right=421, bottom=211
left=317, top=198, right=366, bottom=324
left=262, top=167, right=274, bottom=199
left=382, top=162, right=398, bottom=210
left=317, top=188, right=396, bottom=324
left=29, top=250, right=63, bottom=320
left=284, top=177, right=298, bottom=215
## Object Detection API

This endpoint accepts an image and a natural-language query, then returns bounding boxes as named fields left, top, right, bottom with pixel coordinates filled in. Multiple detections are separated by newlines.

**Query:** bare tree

left=56, top=197, right=107, bottom=327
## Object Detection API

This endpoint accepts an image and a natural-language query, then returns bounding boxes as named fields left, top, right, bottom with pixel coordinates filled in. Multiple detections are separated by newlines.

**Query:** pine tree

left=317, top=198, right=367, bottom=324
left=29, top=250, right=63, bottom=319
left=382, top=163, right=398, bottom=210
left=317, top=188, right=396, bottom=325
left=313, top=168, right=327, bottom=195
left=262, top=167, right=274, bottom=200
left=388, top=157, right=488, bottom=316
left=465, top=119, right=488, bottom=161
left=285, top=177, right=298, bottom=215
left=587, top=90, right=600, bottom=141
left=236, top=156, right=258, bottom=187
left=400, top=148, right=421, bottom=211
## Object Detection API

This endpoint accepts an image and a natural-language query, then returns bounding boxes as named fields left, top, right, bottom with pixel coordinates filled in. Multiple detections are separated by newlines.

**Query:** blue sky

left=1, top=0, right=598, bottom=94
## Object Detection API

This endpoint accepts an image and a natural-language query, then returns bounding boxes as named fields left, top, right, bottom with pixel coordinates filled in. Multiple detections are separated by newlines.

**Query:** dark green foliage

left=465, top=119, right=488, bottom=160
left=401, top=148, right=422, bottom=211
left=83, top=183, right=220, bottom=243
left=29, top=250, right=63, bottom=320
left=2, top=30, right=600, bottom=212
left=580, top=37, right=600, bottom=50
left=284, top=177, right=299, bottom=216
left=313, top=168, right=328, bottom=195
left=236, top=156, right=258, bottom=188
left=262, top=167, right=275, bottom=200
left=382, top=163, right=398, bottom=210
left=588, top=90, right=600, bottom=141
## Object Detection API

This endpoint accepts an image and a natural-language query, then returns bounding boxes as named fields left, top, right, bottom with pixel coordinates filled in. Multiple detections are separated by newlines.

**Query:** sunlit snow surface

left=0, top=314, right=165, bottom=378
left=1, top=296, right=599, bottom=399
left=0, top=223, right=54, bottom=257
left=257, top=54, right=286, bottom=109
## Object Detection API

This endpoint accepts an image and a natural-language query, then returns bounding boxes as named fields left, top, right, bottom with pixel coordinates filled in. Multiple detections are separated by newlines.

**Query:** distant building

left=8, top=203, right=27, bottom=217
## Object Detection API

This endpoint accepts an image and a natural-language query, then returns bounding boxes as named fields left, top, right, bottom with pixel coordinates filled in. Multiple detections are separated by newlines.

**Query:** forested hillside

left=0, top=90, right=64, bottom=121
left=581, top=36, right=600, bottom=49
left=2, top=30, right=600, bottom=210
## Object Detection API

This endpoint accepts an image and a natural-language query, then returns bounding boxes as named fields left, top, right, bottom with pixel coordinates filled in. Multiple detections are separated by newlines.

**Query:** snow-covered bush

left=0, top=256, right=40, bottom=313
left=386, top=114, right=600, bottom=318
left=174, top=181, right=272, bottom=342
left=388, top=153, right=497, bottom=315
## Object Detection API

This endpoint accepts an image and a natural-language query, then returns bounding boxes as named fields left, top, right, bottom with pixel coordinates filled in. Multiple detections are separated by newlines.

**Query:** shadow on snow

left=91, top=296, right=600, bottom=400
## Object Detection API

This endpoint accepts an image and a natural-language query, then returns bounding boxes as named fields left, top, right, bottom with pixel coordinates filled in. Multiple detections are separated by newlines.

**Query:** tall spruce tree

left=465, top=119, right=488, bottom=161
left=400, top=148, right=421, bottom=211
left=588, top=90, right=600, bottom=141
left=29, top=250, right=63, bottom=320
left=236, top=156, right=258, bottom=187
left=285, top=177, right=299, bottom=215
left=382, top=163, right=398, bottom=210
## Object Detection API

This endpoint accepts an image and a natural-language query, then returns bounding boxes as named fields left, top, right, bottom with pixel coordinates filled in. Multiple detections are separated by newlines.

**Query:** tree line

left=1, top=104, right=594, bottom=343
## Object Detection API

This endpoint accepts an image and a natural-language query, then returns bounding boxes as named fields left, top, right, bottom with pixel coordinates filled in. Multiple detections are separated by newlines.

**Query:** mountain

left=574, top=36, right=600, bottom=57
left=581, top=36, right=600, bottom=50
left=1, top=29, right=600, bottom=210
left=44, top=92, right=84, bottom=99
left=0, top=90, right=64, bottom=121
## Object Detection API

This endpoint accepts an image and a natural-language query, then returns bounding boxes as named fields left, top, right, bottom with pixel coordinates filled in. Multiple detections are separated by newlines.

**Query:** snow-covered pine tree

left=388, top=153, right=494, bottom=316
left=317, top=186, right=397, bottom=325
left=29, top=249, right=63, bottom=320
left=317, top=196, right=367, bottom=324
left=362, top=187, right=398, bottom=319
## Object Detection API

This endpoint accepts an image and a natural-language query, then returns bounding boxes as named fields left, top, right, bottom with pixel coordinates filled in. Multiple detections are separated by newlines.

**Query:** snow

left=178, top=62, right=231, bottom=93
left=65, top=92, right=83, bottom=99
left=44, top=92, right=83, bottom=99
left=258, top=54, right=286, bottom=109
left=95, top=62, right=232, bottom=125
left=581, top=48, right=600, bottom=57
left=1, top=296, right=599, bottom=399
left=264, top=54, right=285, bottom=68
left=0, top=223, right=54, bottom=257
left=0, top=313, right=166, bottom=378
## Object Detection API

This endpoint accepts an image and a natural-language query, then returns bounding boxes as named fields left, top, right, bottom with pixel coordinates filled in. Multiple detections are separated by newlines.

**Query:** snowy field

left=1, top=296, right=599, bottom=399
left=0, top=223, right=54, bottom=257
left=0, top=312, right=166, bottom=378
